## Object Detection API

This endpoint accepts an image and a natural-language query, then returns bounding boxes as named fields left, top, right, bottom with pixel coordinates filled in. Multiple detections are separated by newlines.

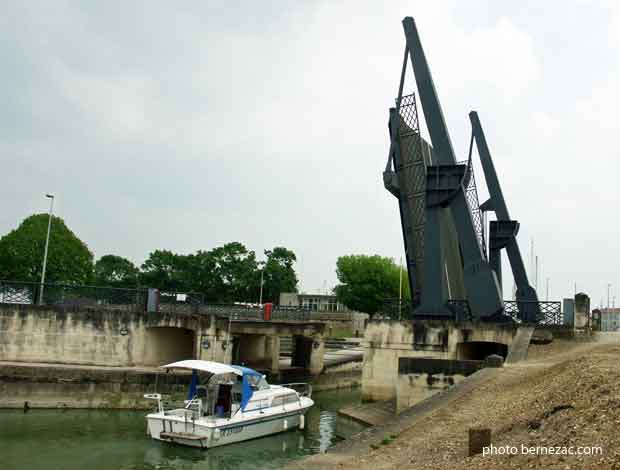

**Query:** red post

left=263, top=303, right=273, bottom=321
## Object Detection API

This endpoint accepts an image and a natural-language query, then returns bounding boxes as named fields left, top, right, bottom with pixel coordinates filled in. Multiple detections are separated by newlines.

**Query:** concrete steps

left=338, top=400, right=396, bottom=426
left=505, top=326, right=535, bottom=364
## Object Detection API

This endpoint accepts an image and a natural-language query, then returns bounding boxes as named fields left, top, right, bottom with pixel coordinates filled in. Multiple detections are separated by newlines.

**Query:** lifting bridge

left=383, top=17, right=542, bottom=323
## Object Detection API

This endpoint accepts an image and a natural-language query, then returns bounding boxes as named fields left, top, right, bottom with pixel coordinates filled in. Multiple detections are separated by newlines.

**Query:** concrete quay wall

left=0, top=304, right=215, bottom=368
left=0, top=360, right=358, bottom=409
left=362, top=319, right=518, bottom=402
left=0, top=362, right=191, bottom=409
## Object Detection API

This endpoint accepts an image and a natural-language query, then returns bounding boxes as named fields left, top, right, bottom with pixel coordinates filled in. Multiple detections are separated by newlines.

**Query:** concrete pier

left=361, top=319, right=519, bottom=403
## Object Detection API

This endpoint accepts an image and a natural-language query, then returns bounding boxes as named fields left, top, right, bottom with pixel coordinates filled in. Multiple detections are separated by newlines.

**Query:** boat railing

left=184, top=397, right=203, bottom=418
left=143, top=393, right=163, bottom=413
left=280, top=382, right=313, bottom=398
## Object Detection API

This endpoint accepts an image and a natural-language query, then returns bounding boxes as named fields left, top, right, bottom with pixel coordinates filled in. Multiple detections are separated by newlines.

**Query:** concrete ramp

left=339, top=400, right=396, bottom=426
left=505, top=326, right=535, bottom=364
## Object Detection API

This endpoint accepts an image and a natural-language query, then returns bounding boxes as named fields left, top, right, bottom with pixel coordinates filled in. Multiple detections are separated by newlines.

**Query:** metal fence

left=379, top=298, right=473, bottom=321
left=272, top=306, right=312, bottom=321
left=379, top=297, right=563, bottom=324
left=204, top=304, right=312, bottom=322
left=503, top=300, right=563, bottom=325
left=158, top=291, right=206, bottom=314
left=202, top=304, right=262, bottom=320
left=0, top=280, right=147, bottom=312
left=0, top=280, right=330, bottom=321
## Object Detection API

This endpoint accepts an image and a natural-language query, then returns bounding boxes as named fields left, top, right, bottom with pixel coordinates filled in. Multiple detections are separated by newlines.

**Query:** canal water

left=0, top=388, right=364, bottom=470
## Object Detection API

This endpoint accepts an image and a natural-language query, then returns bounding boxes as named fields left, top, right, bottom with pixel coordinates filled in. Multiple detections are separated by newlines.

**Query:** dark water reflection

left=0, top=388, right=363, bottom=470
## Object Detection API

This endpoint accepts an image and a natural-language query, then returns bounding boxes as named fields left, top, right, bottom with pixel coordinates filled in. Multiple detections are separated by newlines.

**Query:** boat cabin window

left=271, top=393, right=298, bottom=407
left=246, top=375, right=269, bottom=391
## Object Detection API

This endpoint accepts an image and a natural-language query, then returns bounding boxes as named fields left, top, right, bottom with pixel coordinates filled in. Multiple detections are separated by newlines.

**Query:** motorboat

left=144, top=360, right=313, bottom=448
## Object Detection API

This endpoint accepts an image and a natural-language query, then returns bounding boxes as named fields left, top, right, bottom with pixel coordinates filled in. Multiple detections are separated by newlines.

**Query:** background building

left=279, top=293, right=347, bottom=312
left=599, top=307, right=620, bottom=331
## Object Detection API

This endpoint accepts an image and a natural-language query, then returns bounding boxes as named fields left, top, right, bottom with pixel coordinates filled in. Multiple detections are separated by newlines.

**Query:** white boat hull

left=147, top=408, right=309, bottom=448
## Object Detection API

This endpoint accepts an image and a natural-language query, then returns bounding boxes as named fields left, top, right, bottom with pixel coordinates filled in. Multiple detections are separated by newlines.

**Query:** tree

left=262, top=247, right=298, bottom=303
left=0, top=213, right=93, bottom=284
left=208, top=242, right=258, bottom=302
left=136, top=243, right=299, bottom=304
left=139, top=250, right=189, bottom=291
left=182, top=250, right=220, bottom=297
left=334, top=254, right=409, bottom=315
left=94, top=255, right=139, bottom=288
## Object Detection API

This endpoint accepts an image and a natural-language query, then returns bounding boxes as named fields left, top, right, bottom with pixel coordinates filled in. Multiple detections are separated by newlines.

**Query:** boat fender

left=299, top=415, right=305, bottom=430
left=214, top=429, right=221, bottom=441
left=283, top=419, right=288, bottom=430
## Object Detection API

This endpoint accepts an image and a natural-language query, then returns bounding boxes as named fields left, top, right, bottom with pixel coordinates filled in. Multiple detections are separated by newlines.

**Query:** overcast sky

left=1, top=1, right=618, bottom=306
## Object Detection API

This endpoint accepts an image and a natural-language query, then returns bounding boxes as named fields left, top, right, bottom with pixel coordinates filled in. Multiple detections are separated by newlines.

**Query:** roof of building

left=599, top=308, right=620, bottom=314
left=297, top=293, right=337, bottom=298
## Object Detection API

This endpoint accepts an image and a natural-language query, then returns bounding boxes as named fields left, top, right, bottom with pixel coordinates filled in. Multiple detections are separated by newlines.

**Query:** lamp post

left=39, top=194, right=54, bottom=305
left=258, top=262, right=265, bottom=306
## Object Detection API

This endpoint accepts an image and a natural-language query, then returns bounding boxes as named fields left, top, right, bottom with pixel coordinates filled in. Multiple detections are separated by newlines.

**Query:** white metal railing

left=143, top=393, right=163, bottom=413
left=280, top=382, right=312, bottom=398
left=184, top=397, right=203, bottom=418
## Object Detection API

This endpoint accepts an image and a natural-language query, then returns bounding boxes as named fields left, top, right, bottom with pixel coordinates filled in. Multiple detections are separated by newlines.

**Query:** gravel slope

left=301, top=335, right=620, bottom=470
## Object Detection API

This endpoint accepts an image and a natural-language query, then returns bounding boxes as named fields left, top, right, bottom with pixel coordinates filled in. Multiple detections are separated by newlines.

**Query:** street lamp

left=258, top=262, right=265, bottom=306
left=39, top=194, right=54, bottom=305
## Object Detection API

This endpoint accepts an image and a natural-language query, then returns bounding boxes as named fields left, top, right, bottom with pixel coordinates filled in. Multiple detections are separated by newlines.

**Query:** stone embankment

left=288, top=334, right=620, bottom=470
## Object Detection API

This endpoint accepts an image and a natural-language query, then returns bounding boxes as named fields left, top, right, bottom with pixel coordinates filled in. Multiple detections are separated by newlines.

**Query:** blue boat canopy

left=161, top=360, right=265, bottom=412
left=231, top=365, right=263, bottom=411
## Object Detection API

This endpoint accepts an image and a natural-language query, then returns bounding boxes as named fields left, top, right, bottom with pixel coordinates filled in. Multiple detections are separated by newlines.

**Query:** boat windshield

left=246, top=374, right=269, bottom=390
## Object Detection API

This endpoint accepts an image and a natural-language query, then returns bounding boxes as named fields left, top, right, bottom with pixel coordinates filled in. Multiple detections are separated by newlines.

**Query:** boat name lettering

left=222, top=426, right=244, bottom=436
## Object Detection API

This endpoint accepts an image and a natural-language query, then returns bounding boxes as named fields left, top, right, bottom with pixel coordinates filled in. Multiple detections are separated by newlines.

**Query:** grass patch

left=328, top=329, right=353, bottom=339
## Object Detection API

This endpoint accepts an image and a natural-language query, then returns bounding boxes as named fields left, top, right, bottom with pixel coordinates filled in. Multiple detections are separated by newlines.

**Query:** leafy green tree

left=262, top=247, right=298, bottom=303
left=140, top=250, right=189, bottom=291
left=94, top=255, right=139, bottom=288
left=0, top=213, right=93, bottom=284
left=182, top=250, right=226, bottom=300
left=137, top=243, right=299, bottom=304
left=334, top=254, right=409, bottom=315
left=209, top=242, right=258, bottom=302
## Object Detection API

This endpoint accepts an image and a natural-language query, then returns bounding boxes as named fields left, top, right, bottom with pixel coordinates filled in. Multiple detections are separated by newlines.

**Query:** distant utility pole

left=607, top=283, right=612, bottom=310
left=39, top=194, right=55, bottom=305
left=535, top=256, right=539, bottom=292
left=546, top=277, right=549, bottom=301
left=530, top=239, right=535, bottom=280
left=398, top=257, right=403, bottom=320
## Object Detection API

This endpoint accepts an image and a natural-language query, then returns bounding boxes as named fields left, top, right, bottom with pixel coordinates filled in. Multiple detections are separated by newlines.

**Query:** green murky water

left=0, top=388, right=363, bottom=470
